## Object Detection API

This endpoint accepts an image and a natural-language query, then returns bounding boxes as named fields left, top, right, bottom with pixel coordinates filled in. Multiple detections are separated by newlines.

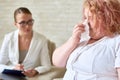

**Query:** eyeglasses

left=17, top=19, right=34, bottom=27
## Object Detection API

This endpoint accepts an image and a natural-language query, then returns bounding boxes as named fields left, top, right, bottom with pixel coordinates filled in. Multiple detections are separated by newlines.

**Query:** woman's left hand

left=22, top=69, right=38, bottom=77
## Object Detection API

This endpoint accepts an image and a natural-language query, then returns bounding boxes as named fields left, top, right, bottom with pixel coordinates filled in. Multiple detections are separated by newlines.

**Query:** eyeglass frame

left=17, top=19, right=34, bottom=27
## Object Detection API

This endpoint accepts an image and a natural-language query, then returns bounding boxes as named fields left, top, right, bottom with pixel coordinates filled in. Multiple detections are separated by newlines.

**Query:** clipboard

left=2, top=69, right=25, bottom=77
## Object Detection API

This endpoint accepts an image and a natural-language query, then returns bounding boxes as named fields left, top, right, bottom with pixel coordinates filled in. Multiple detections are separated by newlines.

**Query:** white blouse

left=63, top=35, right=120, bottom=80
left=0, top=30, right=51, bottom=73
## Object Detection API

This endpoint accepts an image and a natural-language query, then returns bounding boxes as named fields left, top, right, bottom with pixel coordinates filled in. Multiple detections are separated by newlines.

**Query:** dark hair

left=14, top=7, right=32, bottom=22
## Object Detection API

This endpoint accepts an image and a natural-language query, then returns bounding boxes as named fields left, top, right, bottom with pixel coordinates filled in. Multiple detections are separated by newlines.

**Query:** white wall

left=0, top=0, right=85, bottom=47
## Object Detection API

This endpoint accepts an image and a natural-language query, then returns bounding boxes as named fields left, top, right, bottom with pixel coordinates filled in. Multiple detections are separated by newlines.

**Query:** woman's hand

left=13, top=64, right=24, bottom=71
left=71, top=23, right=85, bottom=44
left=22, top=69, right=38, bottom=77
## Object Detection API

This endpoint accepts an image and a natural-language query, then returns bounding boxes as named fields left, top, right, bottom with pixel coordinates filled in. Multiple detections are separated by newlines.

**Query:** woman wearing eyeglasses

left=0, top=7, right=51, bottom=77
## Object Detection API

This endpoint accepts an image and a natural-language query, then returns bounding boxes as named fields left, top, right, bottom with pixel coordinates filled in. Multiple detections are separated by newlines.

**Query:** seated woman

left=0, top=7, right=51, bottom=77
left=53, top=0, right=120, bottom=80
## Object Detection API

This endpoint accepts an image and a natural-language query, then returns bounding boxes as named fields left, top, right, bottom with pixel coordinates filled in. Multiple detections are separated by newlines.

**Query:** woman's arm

left=52, top=37, right=79, bottom=68
left=35, top=40, right=51, bottom=74
left=0, top=35, right=14, bottom=72
left=52, top=23, right=84, bottom=67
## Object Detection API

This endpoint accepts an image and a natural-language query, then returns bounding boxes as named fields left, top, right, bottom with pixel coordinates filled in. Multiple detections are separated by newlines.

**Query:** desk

left=0, top=73, right=27, bottom=80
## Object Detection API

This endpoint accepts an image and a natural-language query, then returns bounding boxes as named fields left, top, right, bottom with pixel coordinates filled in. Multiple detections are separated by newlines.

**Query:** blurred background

left=0, top=0, right=84, bottom=47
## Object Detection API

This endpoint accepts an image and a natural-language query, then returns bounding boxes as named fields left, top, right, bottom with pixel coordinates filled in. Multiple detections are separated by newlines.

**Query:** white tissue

left=80, top=19, right=90, bottom=41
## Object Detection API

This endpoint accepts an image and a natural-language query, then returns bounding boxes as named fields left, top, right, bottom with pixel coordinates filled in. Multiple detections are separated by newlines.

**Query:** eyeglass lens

left=18, top=19, right=34, bottom=27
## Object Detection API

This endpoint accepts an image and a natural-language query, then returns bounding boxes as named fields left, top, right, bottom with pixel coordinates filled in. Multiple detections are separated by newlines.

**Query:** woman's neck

left=88, top=33, right=115, bottom=44
left=88, top=38, right=101, bottom=44
left=19, top=31, right=33, bottom=39
left=18, top=32, right=33, bottom=51
left=20, top=35, right=32, bottom=40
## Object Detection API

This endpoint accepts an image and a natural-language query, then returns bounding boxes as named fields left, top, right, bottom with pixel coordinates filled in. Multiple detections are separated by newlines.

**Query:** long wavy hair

left=84, top=0, right=120, bottom=34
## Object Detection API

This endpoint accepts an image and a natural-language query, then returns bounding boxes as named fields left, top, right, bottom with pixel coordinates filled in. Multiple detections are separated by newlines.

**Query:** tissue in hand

left=80, top=19, right=90, bottom=41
